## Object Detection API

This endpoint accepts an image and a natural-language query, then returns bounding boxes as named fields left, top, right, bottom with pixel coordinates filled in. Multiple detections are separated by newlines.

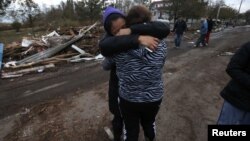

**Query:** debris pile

left=1, top=22, right=105, bottom=79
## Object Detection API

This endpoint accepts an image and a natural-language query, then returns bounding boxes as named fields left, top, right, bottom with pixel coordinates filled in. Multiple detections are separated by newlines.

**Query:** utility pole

left=216, top=5, right=221, bottom=23
left=238, top=0, right=244, bottom=14
left=236, top=0, right=244, bottom=24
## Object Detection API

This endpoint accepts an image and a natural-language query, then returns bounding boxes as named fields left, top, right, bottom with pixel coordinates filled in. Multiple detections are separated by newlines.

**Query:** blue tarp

left=0, top=43, right=3, bottom=70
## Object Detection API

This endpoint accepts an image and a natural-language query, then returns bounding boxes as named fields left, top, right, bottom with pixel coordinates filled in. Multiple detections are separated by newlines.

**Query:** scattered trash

left=1, top=74, right=23, bottom=79
left=104, top=126, right=114, bottom=140
left=219, top=52, right=235, bottom=56
left=42, top=30, right=60, bottom=44
left=16, top=22, right=98, bottom=66
left=21, top=38, right=34, bottom=48
left=95, top=54, right=104, bottom=60
left=4, top=61, right=17, bottom=68
left=46, top=31, right=60, bottom=37
left=69, top=57, right=95, bottom=63
left=167, top=72, right=173, bottom=75
left=2, top=22, right=102, bottom=78
left=37, top=68, right=44, bottom=73
left=71, top=45, right=86, bottom=54
left=2, top=64, right=55, bottom=78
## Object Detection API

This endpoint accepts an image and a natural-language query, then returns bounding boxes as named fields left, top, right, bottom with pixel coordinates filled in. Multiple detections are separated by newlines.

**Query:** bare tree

left=167, top=0, right=207, bottom=22
left=207, top=0, right=237, bottom=20
left=61, top=0, right=75, bottom=20
left=245, top=10, right=250, bottom=24
left=0, top=0, right=12, bottom=15
left=124, top=0, right=133, bottom=13
left=8, top=0, right=40, bottom=27
left=74, top=0, right=88, bottom=21
left=85, top=0, right=102, bottom=22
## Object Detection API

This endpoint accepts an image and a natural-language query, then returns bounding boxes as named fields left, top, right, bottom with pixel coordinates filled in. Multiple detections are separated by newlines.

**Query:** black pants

left=196, top=34, right=206, bottom=47
left=119, top=97, right=162, bottom=141
left=109, top=68, right=123, bottom=141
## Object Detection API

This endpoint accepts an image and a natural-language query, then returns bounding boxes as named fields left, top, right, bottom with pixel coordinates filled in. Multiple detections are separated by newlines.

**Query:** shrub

left=11, top=21, right=22, bottom=32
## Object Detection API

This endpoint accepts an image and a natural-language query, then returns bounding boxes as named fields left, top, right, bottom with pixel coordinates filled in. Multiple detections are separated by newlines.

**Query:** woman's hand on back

left=138, top=36, right=159, bottom=51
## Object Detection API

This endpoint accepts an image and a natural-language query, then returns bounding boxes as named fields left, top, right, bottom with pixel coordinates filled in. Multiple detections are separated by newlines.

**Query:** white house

left=103, top=0, right=117, bottom=7
left=149, top=0, right=171, bottom=20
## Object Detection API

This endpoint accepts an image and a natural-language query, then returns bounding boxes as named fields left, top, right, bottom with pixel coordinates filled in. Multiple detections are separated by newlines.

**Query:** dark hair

left=104, top=13, right=125, bottom=35
left=126, top=5, right=152, bottom=26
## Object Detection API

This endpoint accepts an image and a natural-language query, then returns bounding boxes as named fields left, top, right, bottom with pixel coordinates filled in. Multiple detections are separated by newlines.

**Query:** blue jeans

left=174, top=34, right=182, bottom=47
left=217, top=100, right=250, bottom=125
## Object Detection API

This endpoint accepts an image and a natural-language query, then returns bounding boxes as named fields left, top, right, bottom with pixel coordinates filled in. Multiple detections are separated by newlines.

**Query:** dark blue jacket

left=173, top=20, right=187, bottom=35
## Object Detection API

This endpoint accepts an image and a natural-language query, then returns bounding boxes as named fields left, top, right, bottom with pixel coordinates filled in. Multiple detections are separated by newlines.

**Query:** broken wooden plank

left=6, top=53, right=78, bottom=69
left=69, top=57, right=95, bottom=63
left=1, top=74, right=23, bottom=79
left=2, top=64, right=55, bottom=76
left=16, top=22, right=98, bottom=66
left=71, top=45, right=86, bottom=54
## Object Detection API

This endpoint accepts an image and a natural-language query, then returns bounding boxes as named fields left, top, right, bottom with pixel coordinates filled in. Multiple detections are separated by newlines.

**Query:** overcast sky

left=225, top=0, right=250, bottom=13
left=34, top=0, right=249, bottom=13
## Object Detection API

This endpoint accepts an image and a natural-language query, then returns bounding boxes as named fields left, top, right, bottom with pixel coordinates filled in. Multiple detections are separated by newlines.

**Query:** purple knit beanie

left=103, top=6, right=125, bottom=25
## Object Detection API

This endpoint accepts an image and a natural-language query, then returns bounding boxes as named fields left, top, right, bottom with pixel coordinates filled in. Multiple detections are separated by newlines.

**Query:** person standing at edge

left=217, top=42, right=250, bottom=124
left=172, top=17, right=187, bottom=48
left=100, top=6, right=170, bottom=141
left=205, top=16, right=214, bottom=46
left=195, top=17, right=208, bottom=47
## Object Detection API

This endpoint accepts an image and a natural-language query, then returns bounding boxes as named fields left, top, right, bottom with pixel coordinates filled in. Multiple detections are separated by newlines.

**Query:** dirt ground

left=0, top=26, right=250, bottom=141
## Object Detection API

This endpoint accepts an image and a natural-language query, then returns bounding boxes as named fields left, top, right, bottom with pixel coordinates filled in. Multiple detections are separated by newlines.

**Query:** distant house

left=149, top=0, right=171, bottom=20
left=103, top=0, right=116, bottom=7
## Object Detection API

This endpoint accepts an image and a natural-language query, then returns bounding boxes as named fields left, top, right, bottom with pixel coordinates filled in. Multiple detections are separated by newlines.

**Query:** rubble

left=219, top=52, right=235, bottom=56
left=94, top=54, right=104, bottom=60
left=71, top=45, right=86, bottom=54
left=21, top=38, right=34, bottom=48
left=2, top=64, right=55, bottom=79
left=1, top=22, right=103, bottom=78
left=16, top=22, right=98, bottom=66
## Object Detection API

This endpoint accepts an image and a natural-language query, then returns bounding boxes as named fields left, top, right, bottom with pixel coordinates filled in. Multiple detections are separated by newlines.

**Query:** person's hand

left=138, top=36, right=159, bottom=51
left=116, top=28, right=131, bottom=36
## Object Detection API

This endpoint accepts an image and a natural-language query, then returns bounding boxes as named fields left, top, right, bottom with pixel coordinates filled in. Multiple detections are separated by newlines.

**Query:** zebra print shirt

left=109, top=40, right=167, bottom=103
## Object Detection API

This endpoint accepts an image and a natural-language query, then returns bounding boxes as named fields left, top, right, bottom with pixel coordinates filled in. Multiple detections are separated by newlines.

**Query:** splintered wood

left=1, top=22, right=103, bottom=78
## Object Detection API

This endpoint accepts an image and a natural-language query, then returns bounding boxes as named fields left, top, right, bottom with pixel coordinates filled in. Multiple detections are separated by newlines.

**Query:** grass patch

left=0, top=27, right=47, bottom=45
